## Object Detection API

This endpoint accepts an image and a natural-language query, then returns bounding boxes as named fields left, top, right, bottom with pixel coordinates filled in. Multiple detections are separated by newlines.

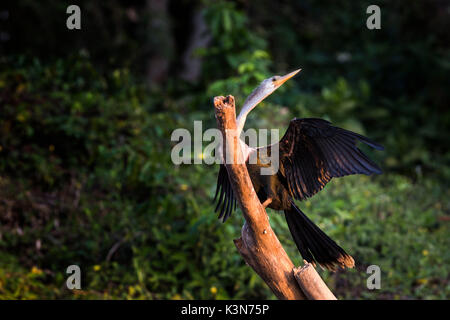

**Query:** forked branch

left=213, top=95, right=336, bottom=300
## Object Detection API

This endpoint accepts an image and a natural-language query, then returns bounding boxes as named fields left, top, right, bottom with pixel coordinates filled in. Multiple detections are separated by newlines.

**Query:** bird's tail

left=284, top=202, right=355, bottom=271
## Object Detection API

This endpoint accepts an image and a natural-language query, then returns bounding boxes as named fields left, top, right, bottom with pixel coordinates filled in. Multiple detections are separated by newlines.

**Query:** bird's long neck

left=236, top=113, right=248, bottom=136
left=236, top=87, right=267, bottom=136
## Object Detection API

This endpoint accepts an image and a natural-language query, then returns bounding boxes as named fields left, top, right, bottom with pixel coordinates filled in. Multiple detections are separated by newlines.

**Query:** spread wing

left=213, top=118, right=384, bottom=220
left=273, top=118, right=384, bottom=201
left=213, top=164, right=237, bottom=222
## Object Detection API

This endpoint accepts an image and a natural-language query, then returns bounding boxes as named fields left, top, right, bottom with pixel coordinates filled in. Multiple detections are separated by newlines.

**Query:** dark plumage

left=214, top=117, right=383, bottom=271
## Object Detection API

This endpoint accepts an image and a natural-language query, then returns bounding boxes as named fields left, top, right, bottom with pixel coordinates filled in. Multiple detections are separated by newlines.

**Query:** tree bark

left=293, top=262, right=337, bottom=300
left=213, top=95, right=337, bottom=300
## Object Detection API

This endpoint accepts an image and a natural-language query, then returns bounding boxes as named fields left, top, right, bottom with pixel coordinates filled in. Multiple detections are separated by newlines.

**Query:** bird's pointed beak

left=273, top=69, right=301, bottom=87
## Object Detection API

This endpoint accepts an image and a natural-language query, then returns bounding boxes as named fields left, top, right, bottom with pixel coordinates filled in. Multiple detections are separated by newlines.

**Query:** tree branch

left=213, top=95, right=337, bottom=300
left=293, top=262, right=337, bottom=300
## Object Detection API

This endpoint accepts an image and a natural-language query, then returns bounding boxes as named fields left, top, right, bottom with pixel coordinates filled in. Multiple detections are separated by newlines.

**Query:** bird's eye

left=272, top=77, right=276, bottom=82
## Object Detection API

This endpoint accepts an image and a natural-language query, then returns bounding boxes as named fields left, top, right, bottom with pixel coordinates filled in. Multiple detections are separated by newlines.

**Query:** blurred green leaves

left=0, top=55, right=448, bottom=300
left=202, top=1, right=271, bottom=100
left=0, top=0, right=449, bottom=300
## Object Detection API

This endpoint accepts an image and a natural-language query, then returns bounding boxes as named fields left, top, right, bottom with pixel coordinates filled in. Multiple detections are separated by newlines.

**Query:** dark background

left=0, top=0, right=448, bottom=299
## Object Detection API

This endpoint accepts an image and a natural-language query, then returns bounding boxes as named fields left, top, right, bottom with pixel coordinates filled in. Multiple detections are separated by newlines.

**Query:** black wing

left=213, top=164, right=237, bottom=222
left=274, top=118, right=383, bottom=201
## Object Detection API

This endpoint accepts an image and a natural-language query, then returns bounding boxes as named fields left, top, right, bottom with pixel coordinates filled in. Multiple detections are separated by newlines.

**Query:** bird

left=214, top=69, right=384, bottom=271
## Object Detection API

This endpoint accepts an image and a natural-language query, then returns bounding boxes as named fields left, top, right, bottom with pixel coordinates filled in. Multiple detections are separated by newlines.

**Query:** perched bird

left=214, top=69, right=384, bottom=271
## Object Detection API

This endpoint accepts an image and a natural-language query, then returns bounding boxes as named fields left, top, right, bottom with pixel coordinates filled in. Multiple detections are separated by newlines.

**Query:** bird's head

left=237, top=68, right=301, bottom=133
left=260, top=68, right=302, bottom=96
left=241, top=69, right=301, bottom=112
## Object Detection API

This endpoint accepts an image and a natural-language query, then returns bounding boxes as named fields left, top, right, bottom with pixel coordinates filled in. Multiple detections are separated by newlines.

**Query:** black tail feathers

left=284, top=203, right=354, bottom=271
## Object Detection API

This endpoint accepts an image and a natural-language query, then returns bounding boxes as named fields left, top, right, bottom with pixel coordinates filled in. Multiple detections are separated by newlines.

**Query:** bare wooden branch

left=213, top=95, right=337, bottom=300
left=293, top=261, right=337, bottom=300
left=214, top=95, right=305, bottom=300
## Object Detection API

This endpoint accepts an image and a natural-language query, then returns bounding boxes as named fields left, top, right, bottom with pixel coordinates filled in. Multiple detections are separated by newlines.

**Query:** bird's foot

left=262, top=198, right=272, bottom=208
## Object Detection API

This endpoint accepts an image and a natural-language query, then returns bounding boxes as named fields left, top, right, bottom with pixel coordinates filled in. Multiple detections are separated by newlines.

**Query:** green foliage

left=1, top=56, right=448, bottom=300
left=1, top=0, right=449, bottom=300
left=296, top=175, right=450, bottom=299
left=0, top=56, right=270, bottom=299
left=202, top=1, right=272, bottom=100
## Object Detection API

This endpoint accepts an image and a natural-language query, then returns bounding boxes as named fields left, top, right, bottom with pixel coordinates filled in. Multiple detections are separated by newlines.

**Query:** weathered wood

left=213, top=95, right=337, bottom=300
left=294, top=261, right=337, bottom=300
left=214, top=95, right=306, bottom=300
